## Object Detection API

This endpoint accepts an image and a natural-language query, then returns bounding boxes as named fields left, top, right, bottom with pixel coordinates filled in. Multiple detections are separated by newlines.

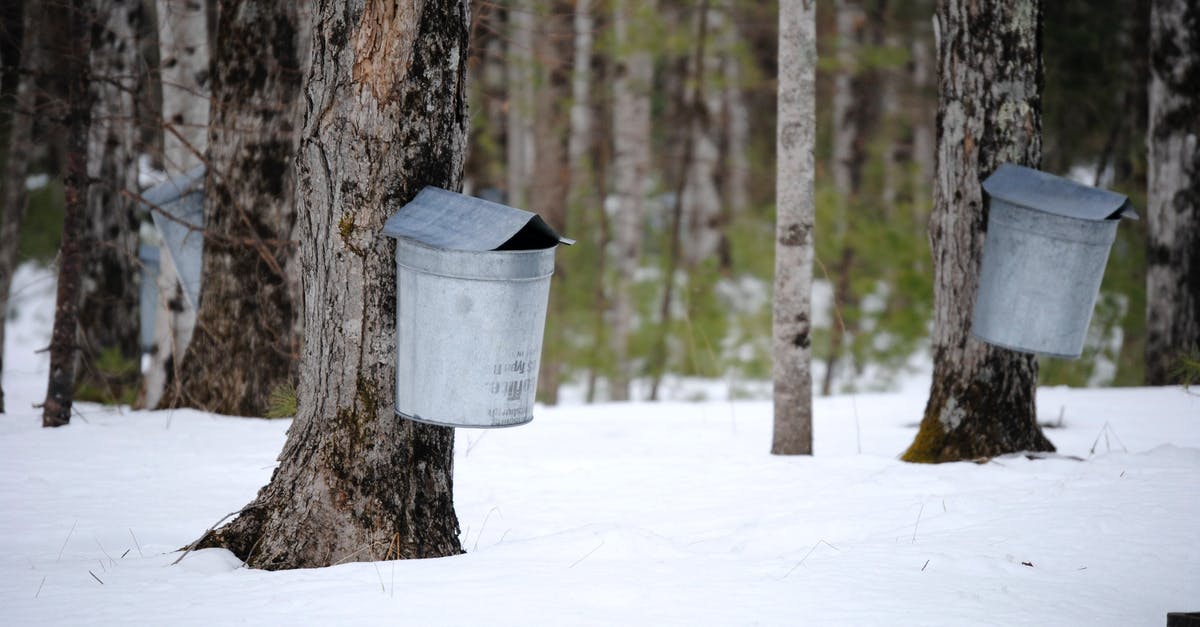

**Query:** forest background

left=0, top=0, right=1152, bottom=406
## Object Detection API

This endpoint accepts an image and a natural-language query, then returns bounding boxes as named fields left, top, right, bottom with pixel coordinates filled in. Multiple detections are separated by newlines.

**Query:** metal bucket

left=393, top=237, right=556, bottom=428
left=143, top=165, right=205, bottom=311
left=971, top=199, right=1118, bottom=358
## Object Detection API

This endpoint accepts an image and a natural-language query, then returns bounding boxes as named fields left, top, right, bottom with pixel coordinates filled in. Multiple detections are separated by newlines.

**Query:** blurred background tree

left=2, top=0, right=1161, bottom=410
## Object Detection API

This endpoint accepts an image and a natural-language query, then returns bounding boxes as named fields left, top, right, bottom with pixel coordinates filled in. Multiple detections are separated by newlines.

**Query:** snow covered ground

left=2, top=264, right=1198, bottom=626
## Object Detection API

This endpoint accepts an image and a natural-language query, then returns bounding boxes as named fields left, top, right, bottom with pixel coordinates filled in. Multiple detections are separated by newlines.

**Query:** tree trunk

left=143, top=0, right=209, bottom=409
left=0, top=1, right=40, bottom=414
left=609, top=0, right=653, bottom=401
left=42, top=0, right=92, bottom=428
left=772, top=0, right=816, bottom=456
left=822, top=0, right=868, bottom=397
left=901, top=0, right=1054, bottom=463
left=194, top=0, right=468, bottom=569
left=159, top=0, right=305, bottom=416
left=505, top=0, right=533, bottom=209
left=76, top=0, right=143, bottom=406
left=530, top=2, right=571, bottom=406
left=1145, top=0, right=1199, bottom=384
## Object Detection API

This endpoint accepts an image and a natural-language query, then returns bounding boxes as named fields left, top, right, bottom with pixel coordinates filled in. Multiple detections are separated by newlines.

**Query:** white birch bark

left=722, top=22, right=749, bottom=217
left=609, top=0, right=653, bottom=401
left=772, top=0, right=816, bottom=455
left=143, top=0, right=209, bottom=408
left=1146, top=0, right=1199, bottom=384
left=567, top=0, right=593, bottom=198
left=680, top=6, right=723, bottom=268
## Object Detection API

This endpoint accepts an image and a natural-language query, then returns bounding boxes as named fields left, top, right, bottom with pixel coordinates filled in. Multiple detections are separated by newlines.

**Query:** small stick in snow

left=921, top=559, right=929, bottom=571
left=782, top=539, right=839, bottom=579
left=568, top=540, right=605, bottom=568
left=35, top=576, right=46, bottom=598
left=473, top=507, right=502, bottom=552
left=120, top=549, right=130, bottom=559
left=912, top=503, right=925, bottom=544
left=172, top=506, right=257, bottom=565
left=56, top=520, right=77, bottom=561
left=95, top=538, right=116, bottom=566
left=129, top=529, right=143, bottom=557
left=88, top=570, right=103, bottom=585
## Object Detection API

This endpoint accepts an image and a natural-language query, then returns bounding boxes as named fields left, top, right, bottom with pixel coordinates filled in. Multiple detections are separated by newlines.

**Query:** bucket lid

left=982, top=163, right=1138, bottom=221
left=141, top=166, right=206, bottom=311
left=382, top=186, right=575, bottom=251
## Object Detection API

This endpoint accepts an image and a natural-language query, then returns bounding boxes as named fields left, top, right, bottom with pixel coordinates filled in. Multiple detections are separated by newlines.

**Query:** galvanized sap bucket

left=142, top=165, right=205, bottom=311
left=972, top=163, right=1137, bottom=358
left=381, top=187, right=573, bottom=428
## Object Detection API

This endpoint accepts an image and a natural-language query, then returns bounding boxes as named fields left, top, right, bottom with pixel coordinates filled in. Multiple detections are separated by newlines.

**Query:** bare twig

left=88, top=570, right=104, bottom=585
left=912, top=503, right=925, bottom=543
left=57, top=521, right=77, bottom=561
left=782, top=539, right=840, bottom=579
left=172, top=505, right=257, bottom=565
left=129, top=529, right=143, bottom=557
left=35, top=576, right=46, bottom=598
left=568, top=540, right=605, bottom=569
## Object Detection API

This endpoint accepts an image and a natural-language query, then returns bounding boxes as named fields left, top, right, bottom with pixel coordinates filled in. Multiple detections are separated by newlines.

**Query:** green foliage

left=266, top=382, right=298, bottom=419
left=20, top=177, right=64, bottom=264
left=75, top=346, right=139, bottom=405
left=1170, top=346, right=1200, bottom=391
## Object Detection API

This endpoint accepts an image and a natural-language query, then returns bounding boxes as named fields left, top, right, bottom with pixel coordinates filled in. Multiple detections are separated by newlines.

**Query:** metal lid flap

left=982, top=163, right=1138, bottom=221
left=140, top=165, right=205, bottom=208
left=382, top=186, right=573, bottom=251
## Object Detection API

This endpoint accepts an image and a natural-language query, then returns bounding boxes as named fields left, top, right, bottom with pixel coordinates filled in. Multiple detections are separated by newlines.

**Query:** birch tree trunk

left=772, top=0, right=816, bottom=456
left=609, top=0, right=653, bottom=401
left=42, top=0, right=91, bottom=428
left=1145, top=0, right=1199, bottom=384
left=901, top=0, right=1054, bottom=462
left=567, top=0, right=593, bottom=200
left=0, top=2, right=41, bottom=413
left=76, top=0, right=143, bottom=405
left=143, top=0, right=209, bottom=409
left=159, top=0, right=305, bottom=416
left=505, top=0, right=534, bottom=209
left=193, top=0, right=468, bottom=569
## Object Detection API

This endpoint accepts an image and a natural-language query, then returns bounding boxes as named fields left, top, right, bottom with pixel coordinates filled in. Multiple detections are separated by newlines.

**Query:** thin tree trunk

left=530, top=2, right=570, bottom=405
left=0, top=1, right=40, bottom=414
left=822, top=0, right=870, bottom=397
left=901, top=0, right=1054, bottom=463
left=772, top=0, right=816, bottom=456
left=910, top=28, right=935, bottom=208
left=143, top=0, right=209, bottom=409
left=506, top=0, right=533, bottom=209
left=159, top=0, right=305, bottom=416
left=648, top=1, right=711, bottom=402
left=193, top=0, right=468, bottom=569
left=609, top=0, right=653, bottom=401
left=1145, top=0, right=1199, bottom=384
left=42, top=0, right=92, bottom=428
left=76, top=0, right=143, bottom=405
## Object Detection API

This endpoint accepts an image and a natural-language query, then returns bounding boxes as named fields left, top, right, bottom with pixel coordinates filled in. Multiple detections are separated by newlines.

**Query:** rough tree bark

left=609, top=0, right=653, bottom=401
left=901, top=0, right=1054, bottom=462
left=160, top=0, right=305, bottom=416
left=772, top=0, right=816, bottom=456
left=193, top=0, right=468, bottom=569
left=42, top=0, right=92, bottom=428
left=1145, top=0, right=1199, bottom=384
left=76, top=0, right=143, bottom=405
left=0, top=1, right=40, bottom=414
left=143, top=0, right=209, bottom=409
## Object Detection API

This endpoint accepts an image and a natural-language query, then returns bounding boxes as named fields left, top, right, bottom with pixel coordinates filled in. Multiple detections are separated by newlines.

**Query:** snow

left=2, top=263, right=1198, bottom=626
